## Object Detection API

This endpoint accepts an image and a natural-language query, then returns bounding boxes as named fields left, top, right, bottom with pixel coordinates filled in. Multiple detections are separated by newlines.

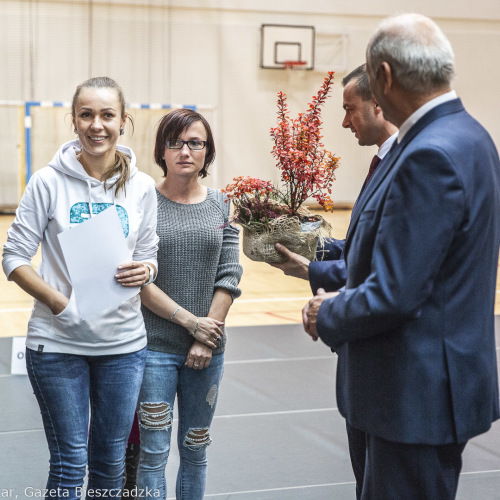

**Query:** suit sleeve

left=309, top=238, right=347, bottom=294
left=316, top=238, right=345, bottom=261
left=317, top=147, right=465, bottom=349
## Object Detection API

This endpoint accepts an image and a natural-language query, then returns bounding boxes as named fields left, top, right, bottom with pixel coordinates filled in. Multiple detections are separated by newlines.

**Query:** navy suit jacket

left=317, top=99, right=500, bottom=445
left=309, top=238, right=347, bottom=294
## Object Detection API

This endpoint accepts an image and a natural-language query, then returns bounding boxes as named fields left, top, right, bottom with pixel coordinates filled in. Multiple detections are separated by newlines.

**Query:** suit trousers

left=361, top=431, right=466, bottom=500
left=346, top=421, right=366, bottom=500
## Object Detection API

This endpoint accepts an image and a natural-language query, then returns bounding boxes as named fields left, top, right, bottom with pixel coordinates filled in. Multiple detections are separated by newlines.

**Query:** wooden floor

left=1, top=209, right=499, bottom=338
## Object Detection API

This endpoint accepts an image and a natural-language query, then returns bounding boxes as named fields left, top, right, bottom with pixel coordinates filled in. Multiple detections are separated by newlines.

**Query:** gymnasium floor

left=1, top=210, right=500, bottom=498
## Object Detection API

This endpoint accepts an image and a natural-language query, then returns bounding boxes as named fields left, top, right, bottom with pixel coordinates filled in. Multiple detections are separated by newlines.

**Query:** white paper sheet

left=58, top=205, right=139, bottom=320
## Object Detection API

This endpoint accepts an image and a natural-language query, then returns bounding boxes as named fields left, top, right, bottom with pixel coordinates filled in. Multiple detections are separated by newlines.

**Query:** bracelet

left=191, top=318, right=199, bottom=337
left=169, top=306, right=181, bottom=322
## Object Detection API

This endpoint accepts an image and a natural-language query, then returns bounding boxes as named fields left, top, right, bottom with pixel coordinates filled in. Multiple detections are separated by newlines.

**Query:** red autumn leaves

left=224, top=72, right=340, bottom=225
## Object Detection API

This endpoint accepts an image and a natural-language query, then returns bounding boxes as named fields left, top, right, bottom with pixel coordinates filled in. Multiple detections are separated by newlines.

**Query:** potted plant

left=224, top=71, right=340, bottom=263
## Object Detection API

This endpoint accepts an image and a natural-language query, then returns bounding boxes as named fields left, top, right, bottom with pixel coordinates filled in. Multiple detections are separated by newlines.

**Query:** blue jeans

left=136, top=349, right=224, bottom=499
left=26, top=347, right=146, bottom=499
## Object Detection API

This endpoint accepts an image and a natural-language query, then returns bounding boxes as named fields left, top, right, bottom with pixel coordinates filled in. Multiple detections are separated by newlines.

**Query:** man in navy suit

left=305, top=13, right=500, bottom=499
left=272, top=64, right=397, bottom=498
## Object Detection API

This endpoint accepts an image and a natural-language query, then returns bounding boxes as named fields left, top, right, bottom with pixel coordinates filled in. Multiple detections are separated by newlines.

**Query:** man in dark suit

left=272, top=64, right=397, bottom=498
left=305, top=13, right=500, bottom=499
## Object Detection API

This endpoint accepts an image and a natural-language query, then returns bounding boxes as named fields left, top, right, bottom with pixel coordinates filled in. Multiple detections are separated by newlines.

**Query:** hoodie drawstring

left=87, top=179, right=94, bottom=218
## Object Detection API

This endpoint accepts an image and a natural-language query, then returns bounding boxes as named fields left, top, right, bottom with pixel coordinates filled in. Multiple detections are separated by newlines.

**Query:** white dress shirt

left=398, top=90, right=458, bottom=143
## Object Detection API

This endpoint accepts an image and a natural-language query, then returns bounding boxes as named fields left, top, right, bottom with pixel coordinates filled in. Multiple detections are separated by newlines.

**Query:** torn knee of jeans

left=139, top=402, right=171, bottom=431
left=183, top=427, right=212, bottom=450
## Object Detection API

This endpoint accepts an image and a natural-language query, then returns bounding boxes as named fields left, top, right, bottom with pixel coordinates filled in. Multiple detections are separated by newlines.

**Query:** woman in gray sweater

left=136, top=108, right=242, bottom=499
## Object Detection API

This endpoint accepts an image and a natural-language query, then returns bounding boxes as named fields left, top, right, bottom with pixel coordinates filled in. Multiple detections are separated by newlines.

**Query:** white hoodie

left=2, top=140, right=159, bottom=355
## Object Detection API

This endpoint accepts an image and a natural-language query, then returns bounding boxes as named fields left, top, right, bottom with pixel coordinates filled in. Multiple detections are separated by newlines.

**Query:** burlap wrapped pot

left=242, top=215, right=330, bottom=263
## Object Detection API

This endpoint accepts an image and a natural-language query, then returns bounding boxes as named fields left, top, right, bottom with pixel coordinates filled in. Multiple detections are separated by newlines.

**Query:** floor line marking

left=461, top=469, right=500, bottom=476
left=264, top=311, right=300, bottom=322
left=0, top=428, right=43, bottom=435
left=236, top=297, right=311, bottom=304
left=170, top=469, right=500, bottom=499
left=213, top=407, right=338, bottom=419
left=198, top=481, right=356, bottom=498
left=225, top=355, right=334, bottom=365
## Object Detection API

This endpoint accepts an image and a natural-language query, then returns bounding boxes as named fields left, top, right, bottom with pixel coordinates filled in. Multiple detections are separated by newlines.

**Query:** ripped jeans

left=136, top=349, right=224, bottom=499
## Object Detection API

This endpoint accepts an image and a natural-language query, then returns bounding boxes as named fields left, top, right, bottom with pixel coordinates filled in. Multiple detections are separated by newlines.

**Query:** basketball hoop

left=283, top=60, right=307, bottom=85
left=283, top=60, right=307, bottom=70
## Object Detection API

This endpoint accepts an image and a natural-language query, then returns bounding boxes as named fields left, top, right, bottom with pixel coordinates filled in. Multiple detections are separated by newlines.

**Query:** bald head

left=366, top=13, right=455, bottom=94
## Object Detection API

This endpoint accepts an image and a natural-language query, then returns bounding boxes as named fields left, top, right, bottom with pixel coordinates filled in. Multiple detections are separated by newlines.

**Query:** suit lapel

left=345, top=142, right=402, bottom=245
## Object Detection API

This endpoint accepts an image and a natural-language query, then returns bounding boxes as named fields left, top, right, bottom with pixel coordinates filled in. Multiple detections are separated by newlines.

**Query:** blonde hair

left=72, top=77, right=134, bottom=195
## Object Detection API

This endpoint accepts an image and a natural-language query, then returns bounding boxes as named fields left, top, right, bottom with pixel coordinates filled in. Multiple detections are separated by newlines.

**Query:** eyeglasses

left=165, top=139, right=207, bottom=151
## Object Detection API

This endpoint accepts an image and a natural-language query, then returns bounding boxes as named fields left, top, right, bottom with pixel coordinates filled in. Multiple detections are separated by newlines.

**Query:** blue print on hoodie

left=69, top=203, right=129, bottom=237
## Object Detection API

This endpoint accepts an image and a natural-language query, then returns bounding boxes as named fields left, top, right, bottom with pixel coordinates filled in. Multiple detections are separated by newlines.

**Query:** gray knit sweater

left=143, top=187, right=242, bottom=356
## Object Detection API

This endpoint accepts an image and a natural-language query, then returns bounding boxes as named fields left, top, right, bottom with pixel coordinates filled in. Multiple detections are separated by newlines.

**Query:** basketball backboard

left=260, top=24, right=315, bottom=70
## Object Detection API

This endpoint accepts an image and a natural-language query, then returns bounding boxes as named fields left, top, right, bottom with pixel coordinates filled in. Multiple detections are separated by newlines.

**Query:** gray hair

left=342, top=64, right=373, bottom=101
left=366, top=13, right=455, bottom=94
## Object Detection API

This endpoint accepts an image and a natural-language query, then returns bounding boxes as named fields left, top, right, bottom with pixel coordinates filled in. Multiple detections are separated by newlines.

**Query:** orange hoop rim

left=282, top=60, right=307, bottom=70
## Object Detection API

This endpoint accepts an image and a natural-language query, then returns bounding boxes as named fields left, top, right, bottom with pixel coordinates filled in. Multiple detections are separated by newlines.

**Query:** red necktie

left=365, top=155, right=381, bottom=185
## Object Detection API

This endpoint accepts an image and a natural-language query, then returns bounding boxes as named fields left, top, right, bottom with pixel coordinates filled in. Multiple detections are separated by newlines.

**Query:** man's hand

left=270, top=243, right=310, bottom=280
left=302, top=288, right=339, bottom=340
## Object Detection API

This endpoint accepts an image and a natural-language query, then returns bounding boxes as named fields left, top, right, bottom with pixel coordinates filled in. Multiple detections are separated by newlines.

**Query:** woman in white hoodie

left=2, top=77, right=158, bottom=497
